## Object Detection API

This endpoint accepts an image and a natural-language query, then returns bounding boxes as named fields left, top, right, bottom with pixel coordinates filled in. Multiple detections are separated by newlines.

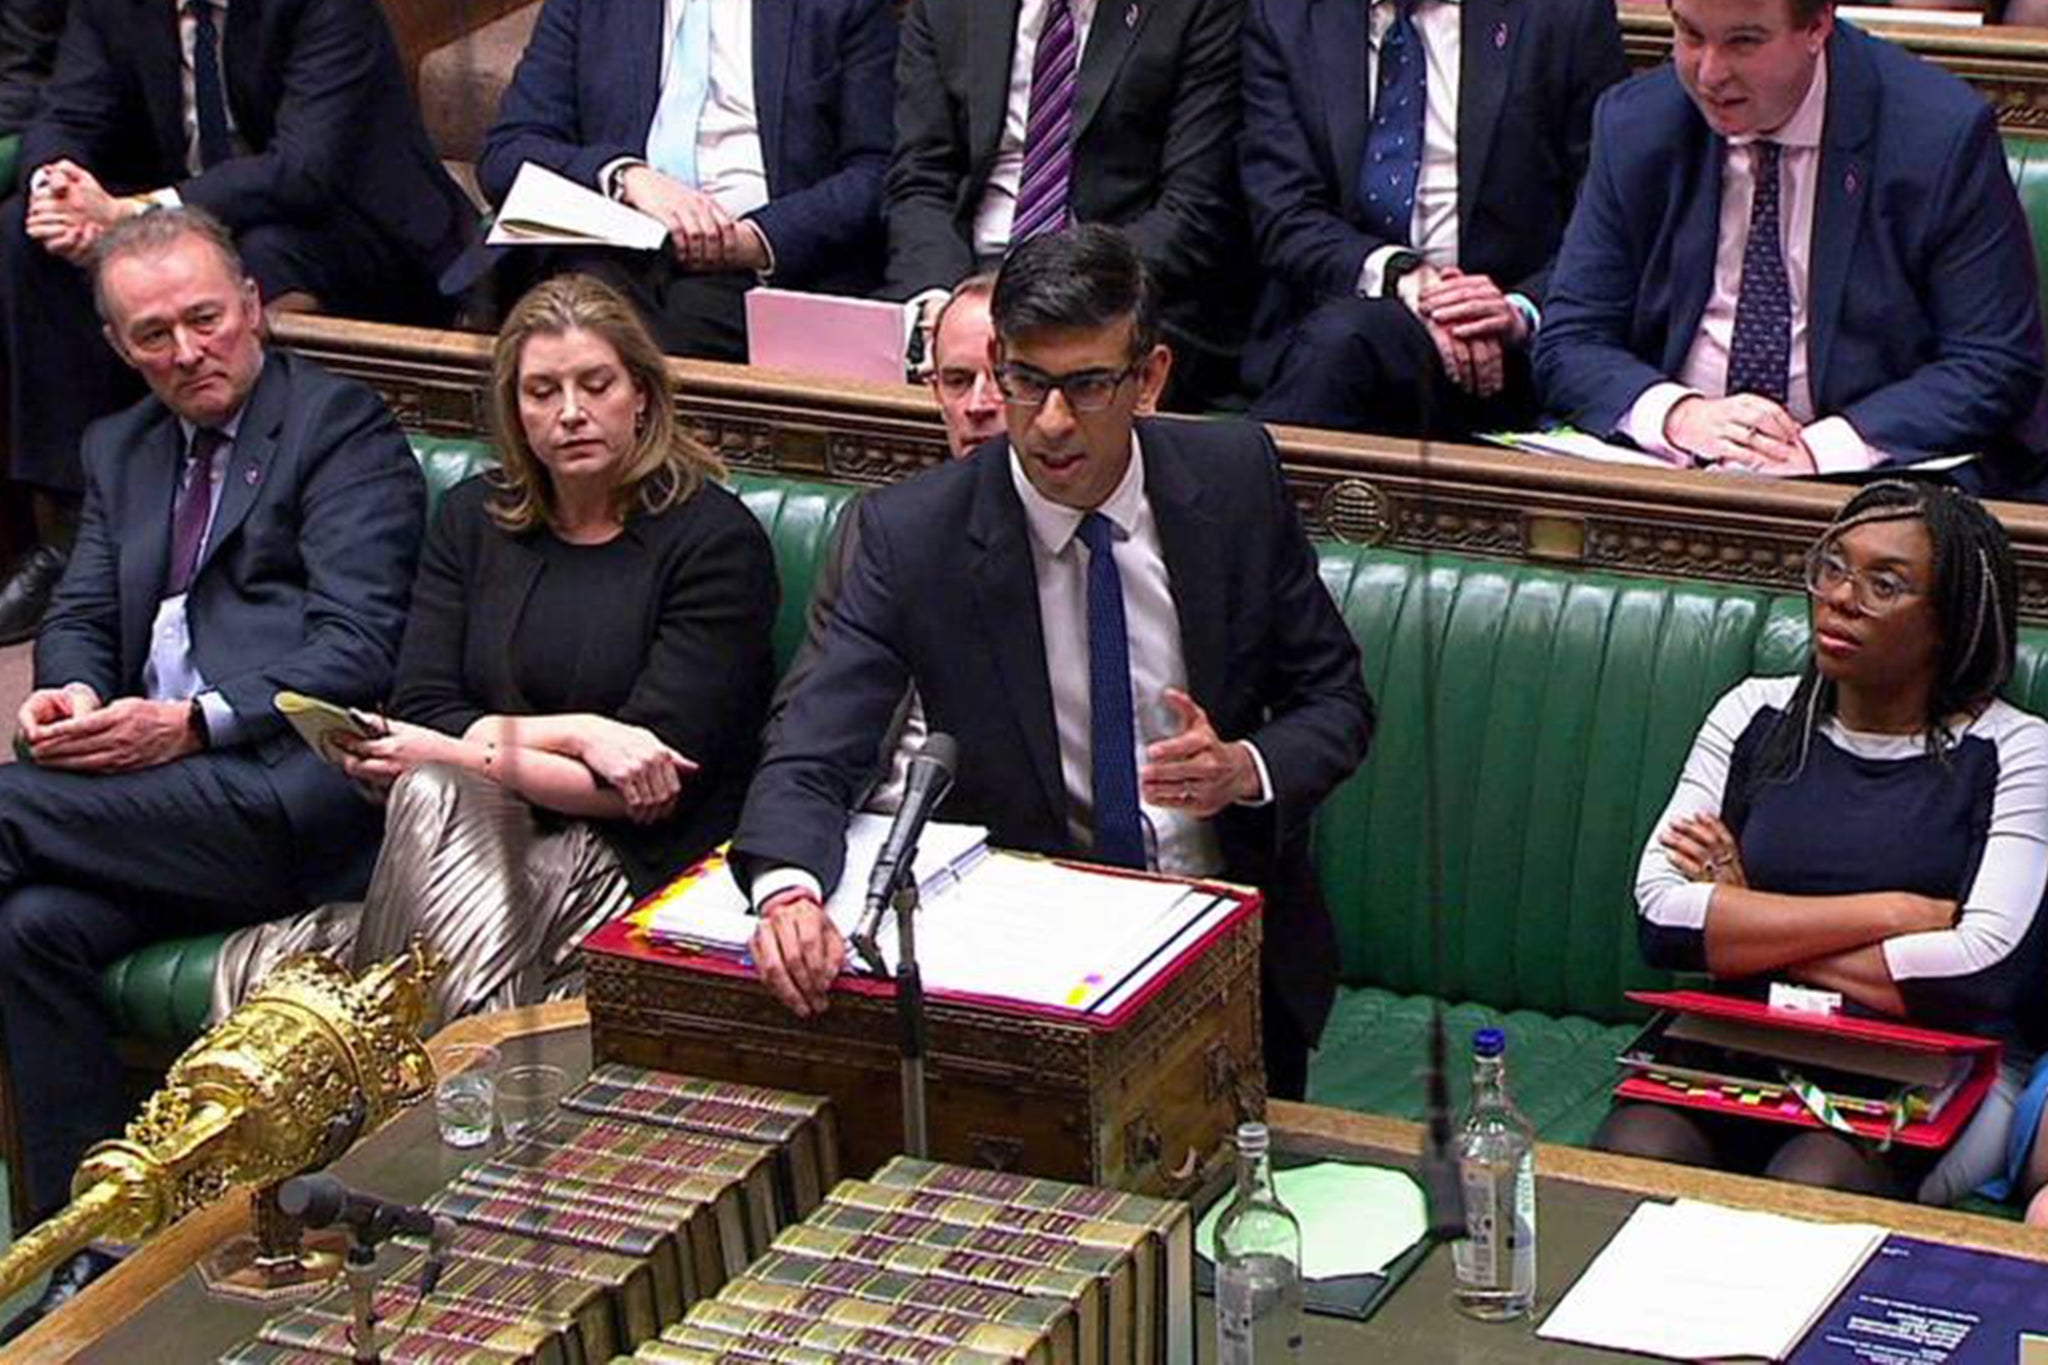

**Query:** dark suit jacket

left=883, top=0, right=1246, bottom=326
left=732, top=417, right=1375, bottom=1043
left=1239, top=0, right=1625, bottom=387
left=23, top=0, right=473, bottom=277
left=1533, top=22, right=2048, bottom=494
left=479, top=0, right=895, bottom=294
left=34, top=350, right=427, bottom=901
left=391, top=475, right=780, bottom=896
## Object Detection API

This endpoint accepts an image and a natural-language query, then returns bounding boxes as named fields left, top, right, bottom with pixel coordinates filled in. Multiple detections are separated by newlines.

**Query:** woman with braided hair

left=1601, top=480, right=2048, bottom=1206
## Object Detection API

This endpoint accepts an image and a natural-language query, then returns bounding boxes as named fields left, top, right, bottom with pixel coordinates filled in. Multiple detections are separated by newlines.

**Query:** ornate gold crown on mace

left=0, top=946, right=440, bottom=1304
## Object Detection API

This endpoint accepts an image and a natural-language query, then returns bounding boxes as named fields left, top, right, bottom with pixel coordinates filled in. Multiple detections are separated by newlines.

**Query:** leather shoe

left=0, top=1246, right=121, bottom=1343
left=0, top=544, right=66, bottom=647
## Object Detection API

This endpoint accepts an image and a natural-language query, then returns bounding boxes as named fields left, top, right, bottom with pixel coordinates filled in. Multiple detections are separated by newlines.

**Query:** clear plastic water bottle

left=1452, top=1027, right=1537, bottom=1320
left=1214, top=1121, right=1305, bottom=1362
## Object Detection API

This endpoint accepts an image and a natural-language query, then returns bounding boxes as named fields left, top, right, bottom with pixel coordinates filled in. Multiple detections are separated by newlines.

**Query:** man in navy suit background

left=0, top=208, right=423, bottom=1337
left=1534, top=0, right=2048, bottom=497
left=0, top=0, right=470, bottom=649
left=732, top=226, right=1374, bottom=1099
left=479, top=0, right=895, bottom=361
left=1243, top=0, right=1627, bottom=436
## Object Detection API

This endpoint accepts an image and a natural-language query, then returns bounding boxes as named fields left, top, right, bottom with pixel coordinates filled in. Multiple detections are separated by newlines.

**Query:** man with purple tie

left=0, top=207, right=422, bottom=1339
left=1534, top=0, right=2048, bottom=497
left=884, top=0, right=1248, bottom=401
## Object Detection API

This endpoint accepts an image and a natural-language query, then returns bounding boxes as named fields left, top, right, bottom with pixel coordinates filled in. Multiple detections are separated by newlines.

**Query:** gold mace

left=0, top=945, right=439, bottom=1303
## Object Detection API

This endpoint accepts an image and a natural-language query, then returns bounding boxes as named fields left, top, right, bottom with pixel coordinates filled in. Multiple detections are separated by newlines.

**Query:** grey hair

left=89, top=205, right=247, bottom=323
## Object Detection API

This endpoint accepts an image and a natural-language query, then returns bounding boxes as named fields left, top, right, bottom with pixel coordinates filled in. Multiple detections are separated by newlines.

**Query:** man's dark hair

left=991, top=224, right=1159, bottom=357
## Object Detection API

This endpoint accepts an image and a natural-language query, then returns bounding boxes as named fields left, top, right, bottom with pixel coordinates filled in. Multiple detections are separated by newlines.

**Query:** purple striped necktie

left=1013, top=0, right=1079, bottom=243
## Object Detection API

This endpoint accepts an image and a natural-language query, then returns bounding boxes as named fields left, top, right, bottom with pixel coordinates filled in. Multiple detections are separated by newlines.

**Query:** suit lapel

left=752, top=0, right=792, bottom=191
left=1140, top=422, right=1227, bottom=715
left=970, top=0, right=1023, bottom=169
left=1666, top=128, right=1725, bottom=376
left=192, top=353, right=287, bottom=584
left=1808, top=32, right=1871, bottom=402
left=136, top=0, right=185, bottom=171
left=1313, top=0, right=1369, bottom=219
left=1456, top=0, right=1512, bottom=239
left=1073, top=0, right=1144, bottom=143
left=966, top=445, right=1066, bottom=835
left=120, top=415, right=183, bottom=681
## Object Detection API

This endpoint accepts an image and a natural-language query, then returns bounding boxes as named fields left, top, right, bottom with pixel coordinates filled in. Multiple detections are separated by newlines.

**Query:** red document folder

left=1615, top=989, right=2002, bottom=1149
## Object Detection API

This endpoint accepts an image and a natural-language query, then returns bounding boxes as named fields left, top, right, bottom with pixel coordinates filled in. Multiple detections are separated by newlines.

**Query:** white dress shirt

left=972, top=0, right=1100, bottom=259
left=1622, top=55, right=1876, bottom=473
left=1358, top=0, right=1463, bottom=295
left=179, top=0, right=245, bottom=177
left=750, top=436, right=1277, bottom=913
left=602, top=0, right=769, bottom=219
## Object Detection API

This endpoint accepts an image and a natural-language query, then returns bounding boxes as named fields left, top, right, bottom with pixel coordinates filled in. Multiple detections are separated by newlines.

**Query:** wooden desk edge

left=14, top=1005, right=2042, bottom=1360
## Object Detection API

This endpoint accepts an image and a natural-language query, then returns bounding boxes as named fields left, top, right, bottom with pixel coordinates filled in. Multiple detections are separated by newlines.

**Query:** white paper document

left=1537, top=1199, right=1886, bottom=1361
left=638, top=820, right=1235, bottom=1016
left=486, top=163, right=668, bottom=250
left=1485, top=428, right=1677, bottom=469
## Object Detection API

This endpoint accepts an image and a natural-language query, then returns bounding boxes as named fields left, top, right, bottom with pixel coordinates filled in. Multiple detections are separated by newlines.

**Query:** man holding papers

left=0, top=208, right=422, bottom=1340
left=732, top=226, right=1375, bottom=1098
left=478, top=0, right=895, bottom=361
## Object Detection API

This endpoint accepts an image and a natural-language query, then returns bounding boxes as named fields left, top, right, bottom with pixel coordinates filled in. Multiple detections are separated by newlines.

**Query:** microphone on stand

left=278, top=1174, right=457, bottom=1292
left=852, top=733, right=959, bottom=974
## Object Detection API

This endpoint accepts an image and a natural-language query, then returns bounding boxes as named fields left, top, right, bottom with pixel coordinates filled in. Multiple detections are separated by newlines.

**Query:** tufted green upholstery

left=2008, top=134, right=2048, bottom=334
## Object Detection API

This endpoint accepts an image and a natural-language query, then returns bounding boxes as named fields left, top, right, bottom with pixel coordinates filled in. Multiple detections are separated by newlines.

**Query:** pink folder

left=745, top=288, right=907, bottom=385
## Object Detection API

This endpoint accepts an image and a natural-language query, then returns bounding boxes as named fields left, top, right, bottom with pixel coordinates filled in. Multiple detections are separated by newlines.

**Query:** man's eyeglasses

left=1803, top=546, right=1923, bottom=616
left=993, top=360, right=1142, bottom=412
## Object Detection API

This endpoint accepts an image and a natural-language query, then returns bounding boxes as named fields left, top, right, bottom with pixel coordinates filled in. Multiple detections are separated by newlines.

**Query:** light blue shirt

left=139, top=403, right=248, bottom=747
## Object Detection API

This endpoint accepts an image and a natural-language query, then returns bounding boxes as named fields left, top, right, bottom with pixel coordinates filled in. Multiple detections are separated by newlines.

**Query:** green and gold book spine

left=216, top=1344, right=340, bottom=1364
left=258, top=1305, right=538, bottom=1364
left=712, top=1279, right=1058, bottom=1364
left=446, top=1174, right=718, bottom=1308
left=565, top=1079, right=823, bottom=1216
left=393, top=1224, right=660, bottom=1349
left=581, top=1062, right=841, bottom=1190
left=427, top=1184, right=688, bottom=1322
left=773, top=1225, right=1097, bottom=1302
left=519, top=1115, right=779, bottom=1253
left=661, top=1321, right=1012, bottom=1365
left=383, top=1246, right=619, bottom=1364
left=298, top=1281, right=565, bottom=1363
left=826, top=1182, right=1151, bottom=1254
left=688, top=1294, right=1044, bottom=1364
left=871, top=1159, right=1179, bottom=1230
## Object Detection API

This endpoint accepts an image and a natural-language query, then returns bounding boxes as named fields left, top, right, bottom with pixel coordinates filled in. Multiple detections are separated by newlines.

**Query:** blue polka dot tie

left=1725, top=141, right=1791, bottom=406
left=1358, top=0, right=1425, bottom=245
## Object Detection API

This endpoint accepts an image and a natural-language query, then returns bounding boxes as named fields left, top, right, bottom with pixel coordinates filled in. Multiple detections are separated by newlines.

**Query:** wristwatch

left=1380, top=250, right=1426, bottom=299
left=187, top=696, right=211, bottom=750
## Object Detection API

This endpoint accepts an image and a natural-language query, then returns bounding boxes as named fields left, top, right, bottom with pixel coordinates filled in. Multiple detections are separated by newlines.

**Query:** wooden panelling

left=270, top=314, right=2048, bottom=622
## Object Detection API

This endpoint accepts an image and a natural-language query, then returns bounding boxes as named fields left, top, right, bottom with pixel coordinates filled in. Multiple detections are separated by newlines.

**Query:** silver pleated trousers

left=210, top=763, right=631, bottom=1027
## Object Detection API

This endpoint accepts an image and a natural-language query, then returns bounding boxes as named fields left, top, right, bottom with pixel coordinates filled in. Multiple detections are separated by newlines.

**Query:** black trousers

left=1251, top=294, right=1537, bottom=438
left=0, top=195, right=448, bottom=495
left=492, top=248, right=752, bottom=363
left=0, top=752, right=327, bottom=1220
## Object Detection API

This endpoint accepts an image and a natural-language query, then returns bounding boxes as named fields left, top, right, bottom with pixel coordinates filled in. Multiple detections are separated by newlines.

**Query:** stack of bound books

left=616, top=1156, right=1195, bottom=1365
left=216, top=1064, right=838, bottom=1364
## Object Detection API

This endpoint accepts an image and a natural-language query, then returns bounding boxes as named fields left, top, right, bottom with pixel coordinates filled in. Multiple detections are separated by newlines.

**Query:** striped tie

left=1013, top=0, right=1079, bottom=243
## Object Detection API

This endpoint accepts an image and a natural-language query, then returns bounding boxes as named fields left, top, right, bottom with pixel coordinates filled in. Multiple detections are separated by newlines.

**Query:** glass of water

left=434, top=1043, right=501, bottom=1149
left=497, top=1063, right=568, bottom=1144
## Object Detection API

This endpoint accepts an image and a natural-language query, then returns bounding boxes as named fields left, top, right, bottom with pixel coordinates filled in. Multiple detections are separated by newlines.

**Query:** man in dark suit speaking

left=732, top=226, right=1375, bottom=1098
left=1533, top=0, right=2048, bottom=497
left=0, top=208, right=423, bottom=1338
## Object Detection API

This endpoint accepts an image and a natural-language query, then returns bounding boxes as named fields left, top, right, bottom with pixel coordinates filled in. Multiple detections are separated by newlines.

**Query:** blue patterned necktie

left=1357, top=0, right=1425, bottom=245
left=187, top=0, right=232, bottom=171
left=645, top=0, right=712, bottom=186
left=1725, top=141, right=1791, bottom=405
left=1077, top=513, right=1146, bottom=870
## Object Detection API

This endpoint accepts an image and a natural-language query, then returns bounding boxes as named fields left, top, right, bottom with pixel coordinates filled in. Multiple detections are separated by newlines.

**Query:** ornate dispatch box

left=581, top=881, right=1265, bottom=1199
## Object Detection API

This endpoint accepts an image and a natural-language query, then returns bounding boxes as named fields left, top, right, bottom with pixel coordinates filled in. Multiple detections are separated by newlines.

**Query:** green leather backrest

left=2005, top=133, right=2048, bottom=335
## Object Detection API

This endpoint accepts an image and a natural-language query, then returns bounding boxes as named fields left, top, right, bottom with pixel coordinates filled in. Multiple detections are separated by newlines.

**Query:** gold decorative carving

left=1316, top=479, right=1395, bottom=546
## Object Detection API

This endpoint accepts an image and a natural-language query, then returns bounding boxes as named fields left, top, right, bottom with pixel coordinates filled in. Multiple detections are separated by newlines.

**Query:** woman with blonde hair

left=213, top=274, right=778, bottom=1022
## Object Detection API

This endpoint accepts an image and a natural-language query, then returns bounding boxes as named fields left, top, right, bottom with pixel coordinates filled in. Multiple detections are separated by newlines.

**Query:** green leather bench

left=88, top=439, right=2048, bottom=1215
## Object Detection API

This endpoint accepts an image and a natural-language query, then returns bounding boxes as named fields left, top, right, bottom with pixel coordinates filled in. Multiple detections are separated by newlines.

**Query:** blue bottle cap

left=1473, top=1027, right=1506, bottom=1057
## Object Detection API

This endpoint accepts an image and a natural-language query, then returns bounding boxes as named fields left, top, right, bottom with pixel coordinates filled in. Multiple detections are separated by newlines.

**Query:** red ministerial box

left=581, top=870, right=1266, bottom=1195
left=1616, top=989, right=2002, bottom=1149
